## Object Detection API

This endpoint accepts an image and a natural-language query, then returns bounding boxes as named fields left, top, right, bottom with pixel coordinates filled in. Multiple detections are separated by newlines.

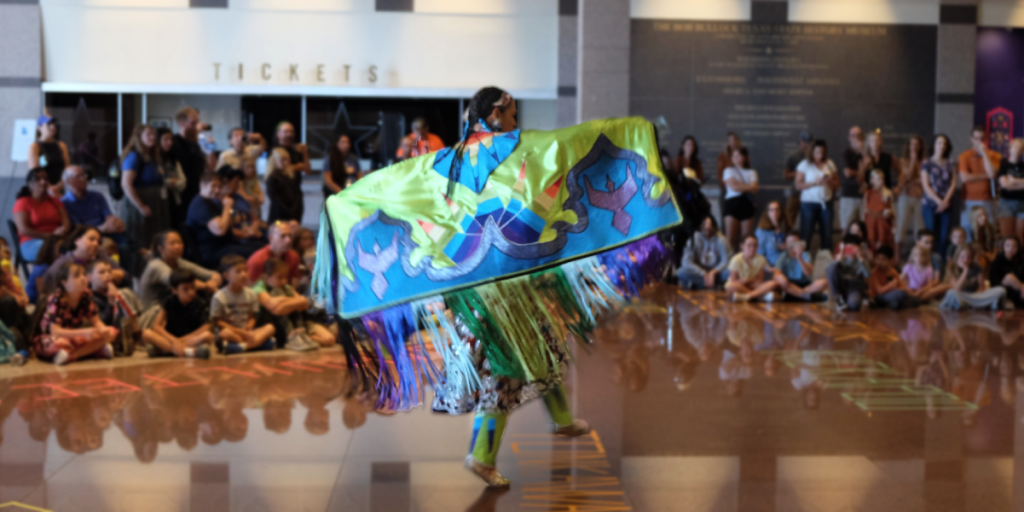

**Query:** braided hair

left=446, top=86, right=512, bottom=198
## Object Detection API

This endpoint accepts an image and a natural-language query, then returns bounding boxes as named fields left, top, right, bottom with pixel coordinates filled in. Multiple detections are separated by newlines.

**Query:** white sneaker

left=53, top=349, right=70, bottom=366
left=732, top=293, right=750, bottom=303
left=763, top=292, right=775, bottom=303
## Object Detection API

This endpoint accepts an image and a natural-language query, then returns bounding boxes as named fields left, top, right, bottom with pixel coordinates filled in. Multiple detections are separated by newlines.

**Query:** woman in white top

left=721, top=146, right=759, bottom=251
left=795, top=139, right=839, bottom=254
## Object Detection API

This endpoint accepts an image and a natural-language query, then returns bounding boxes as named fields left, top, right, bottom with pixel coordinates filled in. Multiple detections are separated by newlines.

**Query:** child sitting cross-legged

left=772, top=234, right=828, bottom=301
left=901, top=245, right=949, bottom=303
left=142, top=268, right=214, bottom=359
left=87, top=259, right=141, bottom=356
left=34, top=262, right=119, bottom=365
left=867, top=245, right=919, bottom=310
left=254, top=258, right=335, bottom=351
left=212, top=254, right=276, bottom=354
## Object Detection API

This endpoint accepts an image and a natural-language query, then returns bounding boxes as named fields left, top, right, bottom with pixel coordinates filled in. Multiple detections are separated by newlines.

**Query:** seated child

left=34, top=262, right=119, bottom=365
left=946, top=226, right=967, bottom=263
left=211, top=254, right=276, bottom=354
left=87, top=260, right=141, bottom=356
left=826, top=234, right=871, bottom=312
left=726, top=236, right=779, bottom=302
left=867, top=245, right=918, bottom=310
left=940, top=244, right=1008, bottom=311
left=142, top=268, right=214, bottom=358
left=254, top=258, right=334, bottom=351
left=0, top=238, right=25, bottom=296
left=0, top=245, right=30, bottom=365
left=773, top=234, right=828, bottom=301
left=293, top=227, right=316, bottom=294
left=915, top=229, right=945, bottom=280
left=901, top=245, right=949, bottom=302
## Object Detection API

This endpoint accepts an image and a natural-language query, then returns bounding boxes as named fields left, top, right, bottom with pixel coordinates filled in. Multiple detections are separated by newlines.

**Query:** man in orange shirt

left=396, top=118, right=445, bottom=159
left=958, top=127, right=1000, bottom=230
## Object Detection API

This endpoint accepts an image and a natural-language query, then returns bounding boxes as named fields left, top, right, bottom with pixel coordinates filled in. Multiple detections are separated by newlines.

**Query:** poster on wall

left=976, top=28, right=1024, bottom=158
left=631, top=21, right=937, bottom=186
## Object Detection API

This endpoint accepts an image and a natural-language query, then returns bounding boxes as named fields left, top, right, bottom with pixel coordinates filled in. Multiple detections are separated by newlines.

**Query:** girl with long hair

left=721, top=146, right=759, bottom=250
left=755, top=200, right=789, bottom=267
left=323, top=134, right=361, bottom=196
left=121, top=124, right=171, bottom=268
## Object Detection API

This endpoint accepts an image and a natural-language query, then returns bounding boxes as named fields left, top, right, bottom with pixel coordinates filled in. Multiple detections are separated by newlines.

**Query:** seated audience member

left=186, top=172, right=259, bottom=269
left=726, top=236, right=779, bottom=302
left=863, top=169, right=895, bottom=252
left=25, top=235, right=64, bottom=304
left=867, top=245, right=918, bottom=310
left=293, top=227, right=317, bottom=293
left=41, top=225, right=124, bottom=297
left=0, top=239, right=24, bottom=295
left=0, top=253, right=30, bottom=365
left=990, top=237, right=1024, bottom=308
left=211, top=255, right=276, bottom=355
left=13, top=168, right=71, bottom=263
left=834, top=221, right=871, bottom=261
left=677, top=217, right=730, bottom=290
left=61, top=166, right=126, bottom=236
left=34, top=262, right=119, bottom=365
left=915, top=229, right=945, bottom=279
left=902, top=245, right=949, bottom=302
left=773, top=235, right=828, bottom=301
left=826, top=235, right=871, bottom=312
left=86, top=259, right=140, bottom=356
left=254, top=258, right=334, bottom=351
left=940, top=244, right=1008, bottom=311
left=969, top=206, right=998, bottom=266
left=138, top=230, right=221, bottom=311
left=755, top=201, right=788, bottom=267
left=946, top=226, right=967, bottom=264
left=395, top=118, right=446, bottom=159
left=216, top=165, right=263, bottom=245
left=266, top=148, right=304, bottom=225
left=248, top=221, right=299, bottom=283
left=142, top=268, right=214, bottom=359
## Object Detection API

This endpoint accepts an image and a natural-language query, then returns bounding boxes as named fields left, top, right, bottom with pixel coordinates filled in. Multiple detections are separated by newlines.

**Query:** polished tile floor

left=2, top=285, right=1023, bottom=511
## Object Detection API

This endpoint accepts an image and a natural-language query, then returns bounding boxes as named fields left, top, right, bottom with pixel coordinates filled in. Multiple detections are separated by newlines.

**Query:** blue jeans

left=800, top=202, right=833, bottom=253
left=678, top=268, right=729, bottom=290
left=19, top=238, right=44, bottom=264
left=922, top=202, right=951, bottom=257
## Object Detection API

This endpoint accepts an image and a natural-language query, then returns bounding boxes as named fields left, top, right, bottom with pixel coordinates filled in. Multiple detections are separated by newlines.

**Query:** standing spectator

left=783, top=132, right=813, bottom=227
left=197, top=123, right=217, bottom=155
left=796, top=140, right=838, bottom=254
left=12, top=168, right=70, bottom=263
left=996, top=138, right=1024, bottom=240
left=137, top=230, right=221, bottom=311
left=864, top=129, right=899, bottom=190
left=170, top=107, right=207, bottom=225
left=266, top=148, right=304, bottom=225
left=896, top=135, right=926, bottom=260
left=185, top=172, right=259, bottom=269
left=247, top=221, right=299, bottom=284
left=940, top=244, right=1007, bottom=311
left=273, top=122, right=311, bottom=223
left=395, top=118, right=446, bottom=159
left=839, top=126, right=868, bottom=229
left=674, top=135, right=703, bottom=183
left=725, top=236, right=779, bottom=302
left=240, top=158, right=264, bottom=222
left=957, top=127, right=1000, bottom=230
left=120, top=124, right=170, bottom=265
left=716, top=132, right=742, bottom=184
left=323, top=134, right=362, bottom=196
left=721, top=147, right=759, bottom=251
left=217, top=127, right=266, bottom=172
left=755, top=200, right=789, bottom=267
left=921, top=134, right=958, bottom=257
left=156, top=127, right=187, bottom=221
left=677, top=216, right=730, bottom=290
left=34, top=262, right=119, bottom=365
left=863, top=169, right=895, bottom=252
left=28, top=114, right=71, bottom=195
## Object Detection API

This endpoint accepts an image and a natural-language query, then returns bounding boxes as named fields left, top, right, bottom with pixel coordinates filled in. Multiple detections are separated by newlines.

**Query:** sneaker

left=732, top=293, right=750, bottom=303
left=554, top=419, right=592, bottom=437
left=146, top=344, right=163, bottom=358
left=763, top=292, right=775, bottom=303
left=214, top=336, right=225, bottom=354
left=10, top=352, right=26, bottom=367
left=224, top=342, right=244, bottom=355
left=809, top=292, right=829, bottom=303
left=299, top=330, right=321, bottom=351
left=194, top=345, right=211, bottom=360
left=835, top=297, right=848, bottom=313
left=53, top=349, right=70, bottom=366
left=464, top=456, right=510, bottom=488
left=95, top=344, right=114, bottom=360
left=286, top=331, right=316, bottom=352
left=259, top=339, right=276, bottom=352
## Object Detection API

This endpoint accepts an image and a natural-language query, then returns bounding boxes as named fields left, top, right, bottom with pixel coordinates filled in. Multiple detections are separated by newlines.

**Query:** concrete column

left=577, top=0, right=630, bottom=123
left=0, top=1, right=42, bottom=179
left=934, top=1, right=978, bottom=150
left=557, top=0, right=579, bottom=128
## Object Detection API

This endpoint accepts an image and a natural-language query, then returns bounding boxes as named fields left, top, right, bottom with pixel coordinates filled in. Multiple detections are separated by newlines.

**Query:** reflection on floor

left=2, top=285, right=1024, bottom=511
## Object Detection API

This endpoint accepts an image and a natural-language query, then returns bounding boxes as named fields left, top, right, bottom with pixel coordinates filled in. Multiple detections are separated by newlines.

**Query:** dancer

left=311, top=86, right=680, bottom=488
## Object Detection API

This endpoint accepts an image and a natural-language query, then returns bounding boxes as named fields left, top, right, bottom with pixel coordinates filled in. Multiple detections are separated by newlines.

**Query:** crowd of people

left=669, top=125, right=1024, bottom=314
left=1, top=107, right=448, bottom=368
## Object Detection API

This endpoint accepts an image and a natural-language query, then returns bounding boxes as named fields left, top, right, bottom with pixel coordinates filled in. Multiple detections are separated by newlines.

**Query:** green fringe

left=477, top=278, right=562, bottom=382
left=445, top=288, right=526, bottom=380
left=532, top=267, right=594, bottom=340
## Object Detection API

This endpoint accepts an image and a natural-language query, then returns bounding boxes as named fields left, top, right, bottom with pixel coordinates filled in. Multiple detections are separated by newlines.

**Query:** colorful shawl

left=312, top=117, right=681, bottom=410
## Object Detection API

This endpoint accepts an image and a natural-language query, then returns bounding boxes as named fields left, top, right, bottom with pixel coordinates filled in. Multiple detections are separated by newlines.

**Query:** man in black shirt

left=273, top=121, right=311, bottom=224
left=783, top=131, right=813, bottom=226
left=866, top=130, right=897, bottom=191
left=171, top=107, right=207, bottom=227
left=840, top=126, right=867, bottom=231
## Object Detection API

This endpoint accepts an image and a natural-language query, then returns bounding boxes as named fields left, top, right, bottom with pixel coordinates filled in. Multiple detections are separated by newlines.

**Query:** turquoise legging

left=468, top=383, right=574, bottom=466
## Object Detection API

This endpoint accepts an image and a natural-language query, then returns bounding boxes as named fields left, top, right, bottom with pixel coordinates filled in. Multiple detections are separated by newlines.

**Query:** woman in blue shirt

left=120, top=124, right=170, bottom=271
left=755, top=200, right=789, bottom=267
